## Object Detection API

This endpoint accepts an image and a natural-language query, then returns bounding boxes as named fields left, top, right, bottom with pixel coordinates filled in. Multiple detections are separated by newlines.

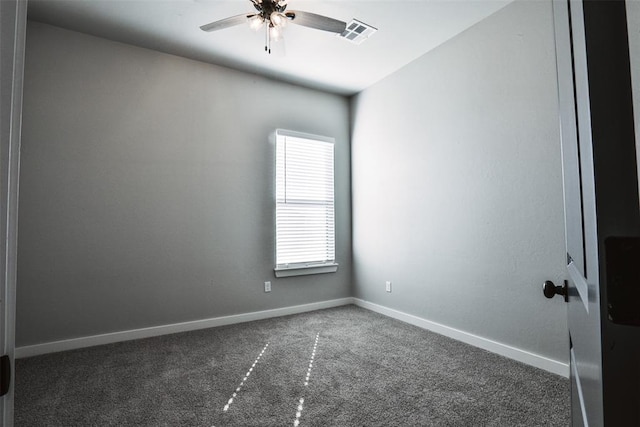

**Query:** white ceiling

left=27, top=0, right=512, bottom=96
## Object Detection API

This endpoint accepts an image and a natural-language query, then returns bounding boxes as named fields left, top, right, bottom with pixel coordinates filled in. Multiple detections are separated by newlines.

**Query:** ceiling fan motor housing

left=252, top=0, right=288, bottom=26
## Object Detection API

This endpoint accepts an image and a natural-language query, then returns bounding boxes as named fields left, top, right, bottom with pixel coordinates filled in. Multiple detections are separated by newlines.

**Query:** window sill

left=274, top=263, right=339, bottom=278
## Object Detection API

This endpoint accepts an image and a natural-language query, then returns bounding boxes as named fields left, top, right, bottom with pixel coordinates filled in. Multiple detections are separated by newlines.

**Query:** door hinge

left=0, top=355, right=10, bottom=396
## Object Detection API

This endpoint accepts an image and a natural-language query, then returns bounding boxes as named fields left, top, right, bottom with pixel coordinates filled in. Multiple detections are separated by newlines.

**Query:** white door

left=0, top=1, right=27, bottom=425
left=551, top=0, right=640, bottom=425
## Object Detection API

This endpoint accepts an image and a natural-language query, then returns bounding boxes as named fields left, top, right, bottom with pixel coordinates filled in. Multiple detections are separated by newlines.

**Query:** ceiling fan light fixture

left=270, top=12, right=287, bottom=28
left=269, top=25, right=283, bottom=42
left=249, top=15, right=265, bottom=31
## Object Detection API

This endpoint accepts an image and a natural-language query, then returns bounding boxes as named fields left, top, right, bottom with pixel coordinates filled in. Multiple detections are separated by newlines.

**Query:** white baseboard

left=353, top=298, right=570, bottom=378
left=15, top=297, right=355, bottom=359
left=16, top=296, right=570, bottom=378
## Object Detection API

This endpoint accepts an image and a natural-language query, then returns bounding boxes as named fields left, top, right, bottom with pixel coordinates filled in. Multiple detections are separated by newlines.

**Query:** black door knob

left=542, top=280, right=568, bottom=302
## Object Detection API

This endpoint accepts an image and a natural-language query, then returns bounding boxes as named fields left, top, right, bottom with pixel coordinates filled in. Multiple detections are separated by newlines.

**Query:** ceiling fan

left=200, top=0, right=347, bottom=54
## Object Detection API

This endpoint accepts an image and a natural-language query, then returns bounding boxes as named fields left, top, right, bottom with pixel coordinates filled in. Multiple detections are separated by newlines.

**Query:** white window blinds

left=275, top=130, right=336, bottom=269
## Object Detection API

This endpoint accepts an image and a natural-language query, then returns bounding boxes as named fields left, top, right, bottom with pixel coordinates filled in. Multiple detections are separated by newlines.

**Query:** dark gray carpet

left=16, top=305, right=569, bottom=426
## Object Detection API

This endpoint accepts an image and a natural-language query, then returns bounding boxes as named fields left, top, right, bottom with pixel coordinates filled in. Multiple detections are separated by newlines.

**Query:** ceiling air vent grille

left=338, top=19, right=377, bottom=45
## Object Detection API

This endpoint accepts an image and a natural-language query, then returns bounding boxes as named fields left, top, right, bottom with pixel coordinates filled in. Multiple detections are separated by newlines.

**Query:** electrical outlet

left=264, top=281, right=271, bottom=293
left=385, top=281, right=392, bottom=293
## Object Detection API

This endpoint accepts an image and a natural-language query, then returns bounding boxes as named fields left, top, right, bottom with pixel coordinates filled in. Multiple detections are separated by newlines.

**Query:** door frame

left=582, top=1, right=640, bottom=423
left=1, top=0, right=27, bottom=425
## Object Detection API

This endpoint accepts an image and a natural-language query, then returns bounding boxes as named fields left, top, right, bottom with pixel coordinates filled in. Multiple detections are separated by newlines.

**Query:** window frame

left=273, top=129, right=338, bottom=278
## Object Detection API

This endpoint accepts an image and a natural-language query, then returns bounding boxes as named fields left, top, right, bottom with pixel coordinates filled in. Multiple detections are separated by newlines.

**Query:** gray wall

left=17, top=22, right=352, bottom=347
left=350, top=0, right=568, bottom=363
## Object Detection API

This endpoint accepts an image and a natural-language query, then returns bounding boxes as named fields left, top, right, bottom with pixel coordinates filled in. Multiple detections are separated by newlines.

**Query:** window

left=274, top=129, right=338, bottom=277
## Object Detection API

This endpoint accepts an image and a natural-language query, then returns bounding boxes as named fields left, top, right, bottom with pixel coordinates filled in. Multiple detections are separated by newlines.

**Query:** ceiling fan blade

left=285, top=10, right=346, bottom=33
left=200, top=14, right=252, bottom=32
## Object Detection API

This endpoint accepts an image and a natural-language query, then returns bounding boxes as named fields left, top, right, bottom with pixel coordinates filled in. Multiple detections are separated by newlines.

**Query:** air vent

left=338, top=19, right=377, bottom=45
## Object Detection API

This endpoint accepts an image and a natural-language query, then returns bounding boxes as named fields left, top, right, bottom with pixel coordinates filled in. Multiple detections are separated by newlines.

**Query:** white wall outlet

left=385, top=281, right=392, bottom=293
left=264, top=281, right=271, bottom=292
